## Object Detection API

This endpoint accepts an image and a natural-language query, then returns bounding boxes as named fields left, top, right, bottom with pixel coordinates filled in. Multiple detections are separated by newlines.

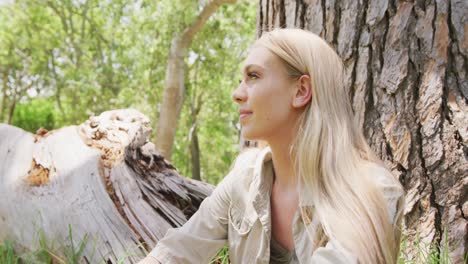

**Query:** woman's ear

left=292, top=75, right=312, bottom=108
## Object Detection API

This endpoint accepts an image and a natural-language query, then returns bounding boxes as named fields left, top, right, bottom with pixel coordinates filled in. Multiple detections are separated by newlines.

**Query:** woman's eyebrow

left=242, top=64, right=265, bottom=74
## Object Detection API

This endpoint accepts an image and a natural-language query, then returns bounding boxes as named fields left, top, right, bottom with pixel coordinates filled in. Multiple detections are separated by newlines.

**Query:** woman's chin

left=241, top=129, right=260, bottom=142
left=241, top=129, right=253, bottom=141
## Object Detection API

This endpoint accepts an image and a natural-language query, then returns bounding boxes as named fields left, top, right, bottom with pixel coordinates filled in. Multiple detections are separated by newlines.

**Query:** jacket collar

left=249, top=147, right=274, bottom=236
left=250, top=146, right=315, bottom=228
left=252, top=146, right=273, bottom=193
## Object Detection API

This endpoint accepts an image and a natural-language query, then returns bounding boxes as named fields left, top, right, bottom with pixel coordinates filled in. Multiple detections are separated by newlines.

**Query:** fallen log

left=0, top=109, right=214, bottom=263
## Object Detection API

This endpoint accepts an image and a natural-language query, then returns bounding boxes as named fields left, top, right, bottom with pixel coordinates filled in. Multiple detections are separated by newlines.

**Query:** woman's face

left=232, top=46, right=299, bottom=141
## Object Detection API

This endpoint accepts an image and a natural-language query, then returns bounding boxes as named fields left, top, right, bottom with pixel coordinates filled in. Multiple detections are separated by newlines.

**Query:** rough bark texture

left=258, top=0, right=467, bottom=262
left=0, top=109, right=213, bottom=263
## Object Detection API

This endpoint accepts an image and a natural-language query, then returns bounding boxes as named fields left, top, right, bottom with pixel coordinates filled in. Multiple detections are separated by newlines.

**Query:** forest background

left=0, top=0, right=256, bottom=185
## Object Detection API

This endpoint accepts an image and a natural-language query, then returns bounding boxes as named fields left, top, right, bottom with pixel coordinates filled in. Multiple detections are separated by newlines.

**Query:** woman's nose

left=232, top=82, right=247, bottom=104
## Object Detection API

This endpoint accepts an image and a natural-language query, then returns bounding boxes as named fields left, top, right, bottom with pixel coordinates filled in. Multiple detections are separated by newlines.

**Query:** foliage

left=0, top=225, right=146, bottom=264
left=0, top=0, right=256, bottom=184
left=397, top=229, right=467, bottom=264
left=11, top=97, right=55, bottom=133
left=0, top=240, right=19, bottom=264
left=0, top=225, right=87, bottom=264
left=211, top=246, right=230, bottom=264
left=171, top=1, right=256, bottom=183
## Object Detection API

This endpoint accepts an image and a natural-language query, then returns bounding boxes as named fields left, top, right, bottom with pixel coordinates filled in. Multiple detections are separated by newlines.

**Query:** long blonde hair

left=255, top=28, right=404, bottom=264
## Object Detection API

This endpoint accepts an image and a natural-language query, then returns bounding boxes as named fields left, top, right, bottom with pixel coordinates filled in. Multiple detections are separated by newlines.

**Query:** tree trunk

left=0, top=71, right=8, bottom=123
left=6, top=97, right=16, bottom=125
left=190, top=124, right=201, bottom=181
left=0, top=109, right=214, bottom=263
left=258, top=0, right=467, bottom=262
left=155, top=0, right=236, bottom=160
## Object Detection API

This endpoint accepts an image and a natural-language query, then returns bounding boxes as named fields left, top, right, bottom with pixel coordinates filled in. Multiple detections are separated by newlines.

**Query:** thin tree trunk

left=190, top=124, right=201, bottom=181
left=155, top=0, right=236, bottom=160
left=49, top=51, right=66, bottom=117
left=258, top=0, right=467, bottom=262
left=0, top=70, right=8, bottom=123
left=6, top=99, right=16, bottom=125
left=189, top=63, right=202, bottom=181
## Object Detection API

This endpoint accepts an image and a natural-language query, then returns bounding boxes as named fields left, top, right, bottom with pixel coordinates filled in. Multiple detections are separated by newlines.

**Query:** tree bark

left=190, top=124, right=201, bottom=181
left=189, top=78, right=203, bottom=181
left=258, top=0, right=467, bottom=262
left=0, top=69, right=8, bottom=123
left=155, top=0, right=236, bottom=160
left=6, top=99, right=15, bottom=124
left=0, top=109, right=214, bottom=263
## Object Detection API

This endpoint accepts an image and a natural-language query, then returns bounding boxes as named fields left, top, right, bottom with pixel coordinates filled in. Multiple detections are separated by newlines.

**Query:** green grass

left=397, top=229, right=467, bottom=264
left=0, top=225, right=146, bottom=264
left=1, top=229, right=466, bottom=264
left=0, top=240, right=20, bottom=264
left=210, top=246, right=230, bottom=264
left=0, top=225, right=90, bottom=264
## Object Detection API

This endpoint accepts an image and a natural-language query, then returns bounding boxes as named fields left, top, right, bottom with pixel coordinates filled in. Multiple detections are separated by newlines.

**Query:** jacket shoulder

left=364, top=162, right=405, bottom=224
left=229, top=147, right=262, bottom=188
left=365, top=162, right=404, bottom=196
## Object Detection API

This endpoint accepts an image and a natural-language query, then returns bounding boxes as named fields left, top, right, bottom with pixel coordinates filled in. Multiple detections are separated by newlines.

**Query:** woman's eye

left=247, top=72, right=259, bottom=80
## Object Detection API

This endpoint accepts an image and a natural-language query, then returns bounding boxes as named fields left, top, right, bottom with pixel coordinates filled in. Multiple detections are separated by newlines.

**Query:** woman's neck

left=268, top=137, right=297, bottom=191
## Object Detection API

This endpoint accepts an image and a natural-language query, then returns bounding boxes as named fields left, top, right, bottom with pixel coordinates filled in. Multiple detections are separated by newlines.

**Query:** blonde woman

left=139, top=28, right=405, bottom=264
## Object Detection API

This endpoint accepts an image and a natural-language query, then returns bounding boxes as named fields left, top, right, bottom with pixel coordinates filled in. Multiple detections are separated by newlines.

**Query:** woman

left=139, top=28, right=405, bottom=264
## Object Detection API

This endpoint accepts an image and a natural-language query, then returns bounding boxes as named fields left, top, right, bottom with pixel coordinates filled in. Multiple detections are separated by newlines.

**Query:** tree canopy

left=0, top=0, right=257, bottom=184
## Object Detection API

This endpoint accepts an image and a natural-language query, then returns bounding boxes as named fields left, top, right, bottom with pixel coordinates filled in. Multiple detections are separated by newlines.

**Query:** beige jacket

left=140, top=147, right=404, bottom=264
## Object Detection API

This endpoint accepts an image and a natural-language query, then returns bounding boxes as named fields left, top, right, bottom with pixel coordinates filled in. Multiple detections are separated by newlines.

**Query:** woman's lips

left=239, top=110, right=252, bottom=121
left=240, top=113, right=252, bottom=121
